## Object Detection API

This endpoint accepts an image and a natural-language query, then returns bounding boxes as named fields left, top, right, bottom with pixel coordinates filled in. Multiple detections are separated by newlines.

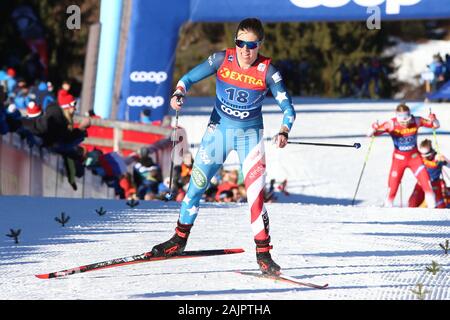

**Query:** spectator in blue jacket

left=0, top=68, right=17, bottom=96
left=428, top=54, right=446, bottom=91
left=12, top=79, right=32, bottom=109
left=6, top=68, right=17, bottom=94
left=444, top=53, right=450, bottom=81
left=33, top=81, right=55, bottom=111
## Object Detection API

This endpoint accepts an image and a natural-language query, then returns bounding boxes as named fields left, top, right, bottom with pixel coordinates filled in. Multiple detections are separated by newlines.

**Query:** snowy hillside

left=384, top=39, right=450, bottom=87
left=1, top=100, right=449, bottom=300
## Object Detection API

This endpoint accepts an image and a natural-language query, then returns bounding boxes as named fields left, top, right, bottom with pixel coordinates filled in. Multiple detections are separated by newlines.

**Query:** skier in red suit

left=368, top=104, right=440, bottom=208
left=409, top=139, right=449, bottom=209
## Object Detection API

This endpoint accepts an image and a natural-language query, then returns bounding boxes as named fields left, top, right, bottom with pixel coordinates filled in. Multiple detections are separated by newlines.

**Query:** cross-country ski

left=36, top=248, right=245, bottom=279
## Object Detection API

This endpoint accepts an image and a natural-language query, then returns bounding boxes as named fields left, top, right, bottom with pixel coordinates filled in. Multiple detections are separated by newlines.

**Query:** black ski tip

left=354, top=143, right=361, bottom=149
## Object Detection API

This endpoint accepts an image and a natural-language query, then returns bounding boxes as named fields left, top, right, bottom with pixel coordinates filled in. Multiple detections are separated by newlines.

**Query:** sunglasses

left=235, top=39, right=261, bottom=49
left=396, top=112, right=411, bottom=122
left=419, top=148, right=432, bottom=158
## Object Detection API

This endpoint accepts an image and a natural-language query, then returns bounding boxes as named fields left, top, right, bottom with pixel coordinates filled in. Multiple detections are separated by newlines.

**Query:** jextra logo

left=220, top=105, right=250, bottom=119
left=130, top=71, right=168, bottom=84
left=218, top=67, right=264, bottom=86
left=127, top=96, right=164, bottom=108
left=394, top=127, right=418, bottom=135
left=289, top=0, right=422, bottom=14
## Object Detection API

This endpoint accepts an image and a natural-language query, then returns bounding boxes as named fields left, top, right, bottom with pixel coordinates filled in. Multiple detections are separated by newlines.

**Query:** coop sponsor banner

left=118, top=0, right=189, bottom=122
left=189, top=0, right=449, bottom=21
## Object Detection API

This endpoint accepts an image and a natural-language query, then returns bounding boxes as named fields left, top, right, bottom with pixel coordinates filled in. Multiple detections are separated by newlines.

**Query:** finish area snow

left=1, top=101, right=450, bottom=300
left=1, top=197, right=450, bottom=300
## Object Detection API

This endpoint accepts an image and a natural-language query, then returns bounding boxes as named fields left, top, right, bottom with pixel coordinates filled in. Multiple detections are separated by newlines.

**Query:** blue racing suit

left=176, top=48, right=296, bottom=241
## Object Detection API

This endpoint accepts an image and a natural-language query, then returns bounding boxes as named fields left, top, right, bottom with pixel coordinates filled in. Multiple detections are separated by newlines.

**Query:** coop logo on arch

left=289, top=0, right=422, bottom=14
left=130, top=71, right=168, bottom=84
left=127, top=96, right=164, bottom=108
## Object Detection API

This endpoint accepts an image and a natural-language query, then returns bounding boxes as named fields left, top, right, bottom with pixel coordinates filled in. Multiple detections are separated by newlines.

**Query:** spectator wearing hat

left=5, top=68, right=17, bottom=94
left=47, top=82, right=54, bottom=93
left=57, top=81, right=71, bottom=105
left=58, top=92, right=85, bottom=133
left=13, top=79, right=31, bottom=109
left=21, top=96, right=90, bottom=190
left=34, top=81, right=55, bottom=111
left=20, top=99, right=90, bottom=151
left=58, top=90, right=77, bottom=111
left=26, top=101, right=42, bottom=118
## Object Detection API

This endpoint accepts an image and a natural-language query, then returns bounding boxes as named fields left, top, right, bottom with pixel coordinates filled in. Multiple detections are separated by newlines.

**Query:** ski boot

left=151, top=221, right=193, bottom=257
left=255, top=238, right=281, bottom=275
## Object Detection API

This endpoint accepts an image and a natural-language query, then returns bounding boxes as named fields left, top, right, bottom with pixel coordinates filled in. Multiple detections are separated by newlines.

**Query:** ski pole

left=352, top=135, right=375, bottom=206
left=429, top=107, right=447, bottom=205
left=165, top=108, right=180, bottom=201
left=430, top=107, right=440, bottom=154
left=287, top=141, right=361, bottom=149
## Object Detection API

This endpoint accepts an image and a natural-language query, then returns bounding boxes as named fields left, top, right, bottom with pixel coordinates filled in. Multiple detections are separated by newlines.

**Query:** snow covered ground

left=1, top=100, right=449, bottom=300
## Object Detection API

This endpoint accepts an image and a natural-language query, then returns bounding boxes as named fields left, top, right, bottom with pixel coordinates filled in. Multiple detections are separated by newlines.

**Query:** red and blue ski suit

left=409, top=154, right=449, bottom=208
left=373, top=116, right=437, bottom=208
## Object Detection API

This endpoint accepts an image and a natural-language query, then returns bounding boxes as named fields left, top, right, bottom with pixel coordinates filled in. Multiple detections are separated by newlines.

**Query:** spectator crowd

left=0, top=67, right=285, bottom=204
left=275, top=56, right=389, bottom=99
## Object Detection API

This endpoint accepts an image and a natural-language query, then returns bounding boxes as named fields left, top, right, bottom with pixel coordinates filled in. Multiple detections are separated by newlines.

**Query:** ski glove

left=170, top=88, right=185, bottom=111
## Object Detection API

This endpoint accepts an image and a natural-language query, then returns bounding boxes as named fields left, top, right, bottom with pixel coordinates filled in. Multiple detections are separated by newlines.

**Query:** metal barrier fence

left=0, top=117, right=187, bottom=198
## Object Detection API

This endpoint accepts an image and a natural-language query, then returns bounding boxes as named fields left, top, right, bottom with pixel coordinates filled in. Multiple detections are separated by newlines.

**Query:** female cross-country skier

left=368, top=104, right=439, bottom=208
left=151, top=18, right=296, bottom=275
left=409, top=139, right=449, bottom=208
